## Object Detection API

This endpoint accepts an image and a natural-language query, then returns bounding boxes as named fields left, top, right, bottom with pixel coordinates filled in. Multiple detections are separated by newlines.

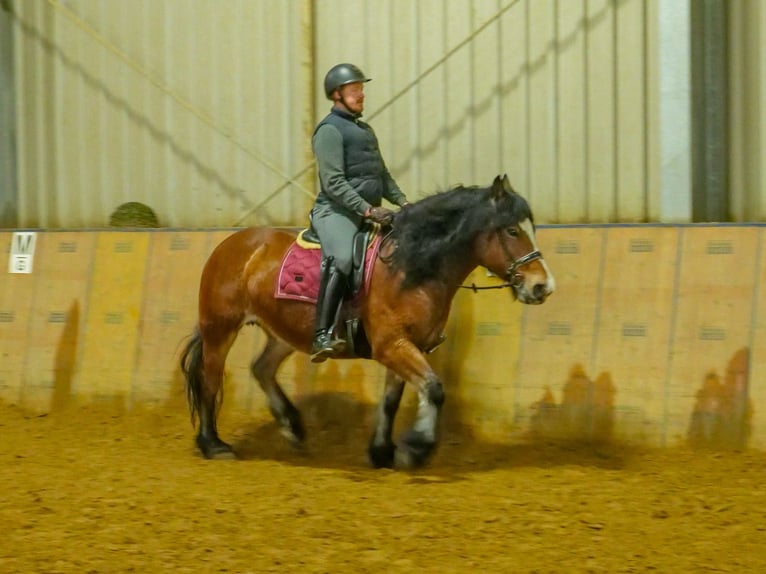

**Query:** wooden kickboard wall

left=1, top=226, right=763, bottom=449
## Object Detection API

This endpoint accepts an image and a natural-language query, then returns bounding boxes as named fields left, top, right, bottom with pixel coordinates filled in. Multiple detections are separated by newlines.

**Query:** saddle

left=276, top=225, right=378, bottom=303
left=275, top=224, right=381, bottom=358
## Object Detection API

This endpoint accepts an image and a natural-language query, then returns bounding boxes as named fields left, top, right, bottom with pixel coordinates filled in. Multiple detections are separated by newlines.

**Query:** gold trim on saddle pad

left=296, top=226, right=380, bottom=250
left=296, top=230, right=321, bottom=249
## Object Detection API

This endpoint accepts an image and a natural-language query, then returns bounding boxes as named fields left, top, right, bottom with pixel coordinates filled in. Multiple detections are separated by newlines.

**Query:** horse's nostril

left=532, top=283, right=547, bottom=300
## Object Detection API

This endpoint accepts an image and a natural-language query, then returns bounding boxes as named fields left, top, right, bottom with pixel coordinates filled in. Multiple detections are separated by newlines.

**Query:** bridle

left=378, top=223, right=543, bottom=292
left=459, top=228, right=542, bottom=292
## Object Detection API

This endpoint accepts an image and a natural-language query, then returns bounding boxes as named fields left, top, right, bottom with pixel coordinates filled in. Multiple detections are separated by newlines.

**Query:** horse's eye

left=507, top=227, right=519, bottom=238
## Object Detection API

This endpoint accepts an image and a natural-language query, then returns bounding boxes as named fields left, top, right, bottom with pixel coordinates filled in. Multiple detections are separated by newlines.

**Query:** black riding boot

left=311, top=257, right=347, bottom=363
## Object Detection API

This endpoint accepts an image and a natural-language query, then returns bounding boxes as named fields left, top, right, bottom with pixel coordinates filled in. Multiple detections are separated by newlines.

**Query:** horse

left=180, top=174, right=555, bottom=468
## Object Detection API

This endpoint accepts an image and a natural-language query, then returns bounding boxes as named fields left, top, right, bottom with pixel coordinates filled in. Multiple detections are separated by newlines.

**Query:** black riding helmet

left=323, top=63, right=371, bottom=99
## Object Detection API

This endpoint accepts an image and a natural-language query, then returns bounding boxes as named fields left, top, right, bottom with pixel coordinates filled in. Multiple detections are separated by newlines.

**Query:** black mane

left=387, top=183, right=533, bottom=288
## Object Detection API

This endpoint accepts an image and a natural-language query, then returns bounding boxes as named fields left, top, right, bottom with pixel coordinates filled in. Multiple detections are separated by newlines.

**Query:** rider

left=309, top=63, right=409, bottom=363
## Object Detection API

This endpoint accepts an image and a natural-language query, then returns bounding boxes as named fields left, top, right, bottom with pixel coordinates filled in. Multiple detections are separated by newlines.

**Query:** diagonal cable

left=233, top=0, right=523, bottom=225
left=44, top=0, right=314, bottom=199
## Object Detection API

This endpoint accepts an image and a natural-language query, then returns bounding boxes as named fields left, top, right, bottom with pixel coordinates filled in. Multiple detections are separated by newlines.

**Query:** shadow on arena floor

left=228, top=391, right=642, bottom=477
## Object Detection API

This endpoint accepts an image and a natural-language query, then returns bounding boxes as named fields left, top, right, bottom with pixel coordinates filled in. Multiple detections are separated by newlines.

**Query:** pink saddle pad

left=275, top=235, right=381, bottom=304
left=275, top=243, right=322, bottom=303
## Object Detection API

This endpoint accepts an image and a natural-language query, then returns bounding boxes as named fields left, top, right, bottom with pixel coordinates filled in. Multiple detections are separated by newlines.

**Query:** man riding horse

left=309, top=63, right=409, bottom=363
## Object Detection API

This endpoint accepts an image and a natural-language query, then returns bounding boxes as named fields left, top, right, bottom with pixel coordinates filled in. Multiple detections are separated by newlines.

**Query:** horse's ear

left=490, top=175, right=506, bottom=201
left=502, top=174, right=514, bottom=194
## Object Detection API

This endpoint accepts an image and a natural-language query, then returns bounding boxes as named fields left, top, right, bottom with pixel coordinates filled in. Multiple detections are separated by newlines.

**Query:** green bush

left=109, top=202, right=160, bottom=228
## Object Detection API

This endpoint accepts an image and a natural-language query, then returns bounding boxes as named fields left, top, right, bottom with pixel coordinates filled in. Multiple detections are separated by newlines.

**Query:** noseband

left=497, top=227, right=543, bottom=287
left=506, top=249, right=543, bottom=286
left=459, top=228, right=542, bottom=291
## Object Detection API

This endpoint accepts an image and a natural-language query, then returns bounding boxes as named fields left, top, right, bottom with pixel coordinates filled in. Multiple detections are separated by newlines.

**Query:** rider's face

left=336, top=82, right=365, bottom=114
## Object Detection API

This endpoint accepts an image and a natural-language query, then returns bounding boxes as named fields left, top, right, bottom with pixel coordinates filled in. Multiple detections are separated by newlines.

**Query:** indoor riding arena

left=3, top=2, right=766, bottom=573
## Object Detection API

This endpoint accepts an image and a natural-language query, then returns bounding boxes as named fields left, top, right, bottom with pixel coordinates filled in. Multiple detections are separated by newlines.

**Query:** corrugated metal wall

left=1, top=0, right=17, bottom=227
left=12, top=0, right=314, bottom=228
left=9, top=0, right=766, bottom=227
left=729, top=0, right=766, bottom=221
left=314, top=0, right=656, bottom=223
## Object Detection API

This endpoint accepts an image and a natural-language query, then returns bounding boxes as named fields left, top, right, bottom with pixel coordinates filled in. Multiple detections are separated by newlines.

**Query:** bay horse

left=180, top=174, right=555, bottom=468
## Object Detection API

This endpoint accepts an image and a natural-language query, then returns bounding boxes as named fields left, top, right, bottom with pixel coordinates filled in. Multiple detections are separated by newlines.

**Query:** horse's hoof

left=395, top=430, right=436, bottom=469
left=197, top=436, right=237, bottom=460
left=208, top=448, right=237, bottom=460
left=279, top=426, right=306, bottom=447
left=269, top=402, right=306, bottom=444
left=367, top=443, right=396, bottom=469
left=282, top=412, right=306, bottom=444
left=394, top=448, right=417, bottom=469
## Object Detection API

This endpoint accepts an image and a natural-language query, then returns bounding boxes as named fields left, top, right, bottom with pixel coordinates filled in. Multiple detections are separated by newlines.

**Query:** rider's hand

left=365, top=206, right=395, bottom=226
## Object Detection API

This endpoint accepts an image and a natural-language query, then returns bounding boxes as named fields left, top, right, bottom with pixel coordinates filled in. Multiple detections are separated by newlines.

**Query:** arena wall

left=1, top=225, right=764, bottom=450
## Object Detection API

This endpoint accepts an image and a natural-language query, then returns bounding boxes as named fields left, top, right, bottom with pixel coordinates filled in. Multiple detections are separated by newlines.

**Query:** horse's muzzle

left=515, top=279, right=554, bottom=305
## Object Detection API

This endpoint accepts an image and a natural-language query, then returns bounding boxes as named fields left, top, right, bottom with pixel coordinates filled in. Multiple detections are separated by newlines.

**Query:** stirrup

left=310, top=348, right=334, bottom=364
left=310, top=332, right=345, bottom=363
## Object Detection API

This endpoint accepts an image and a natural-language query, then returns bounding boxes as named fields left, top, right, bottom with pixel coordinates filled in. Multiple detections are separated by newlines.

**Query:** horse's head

left=479, top=175, right=555, bottom=304
left=385, top=176, right=555, bottom=302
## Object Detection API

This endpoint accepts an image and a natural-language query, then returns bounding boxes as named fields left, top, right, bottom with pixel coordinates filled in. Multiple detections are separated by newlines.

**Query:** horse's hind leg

left=250, top=334, right=304, bottom=445
left=198, top=328, right=241, bottom=459
left=181, top=323, right=239, bottom=459
left=368, top=370, right=405, bottom=468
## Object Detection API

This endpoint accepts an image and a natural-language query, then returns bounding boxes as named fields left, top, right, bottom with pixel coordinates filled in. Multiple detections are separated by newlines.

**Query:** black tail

left=179, top=328, right=205, bottom=426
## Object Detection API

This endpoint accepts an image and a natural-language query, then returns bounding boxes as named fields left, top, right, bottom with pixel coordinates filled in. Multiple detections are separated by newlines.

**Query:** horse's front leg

left=368, top=369, right=405, bottom=468
left=376, top=341, right=445, bottom=469
left=397, top=372, right=445, bottom=469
